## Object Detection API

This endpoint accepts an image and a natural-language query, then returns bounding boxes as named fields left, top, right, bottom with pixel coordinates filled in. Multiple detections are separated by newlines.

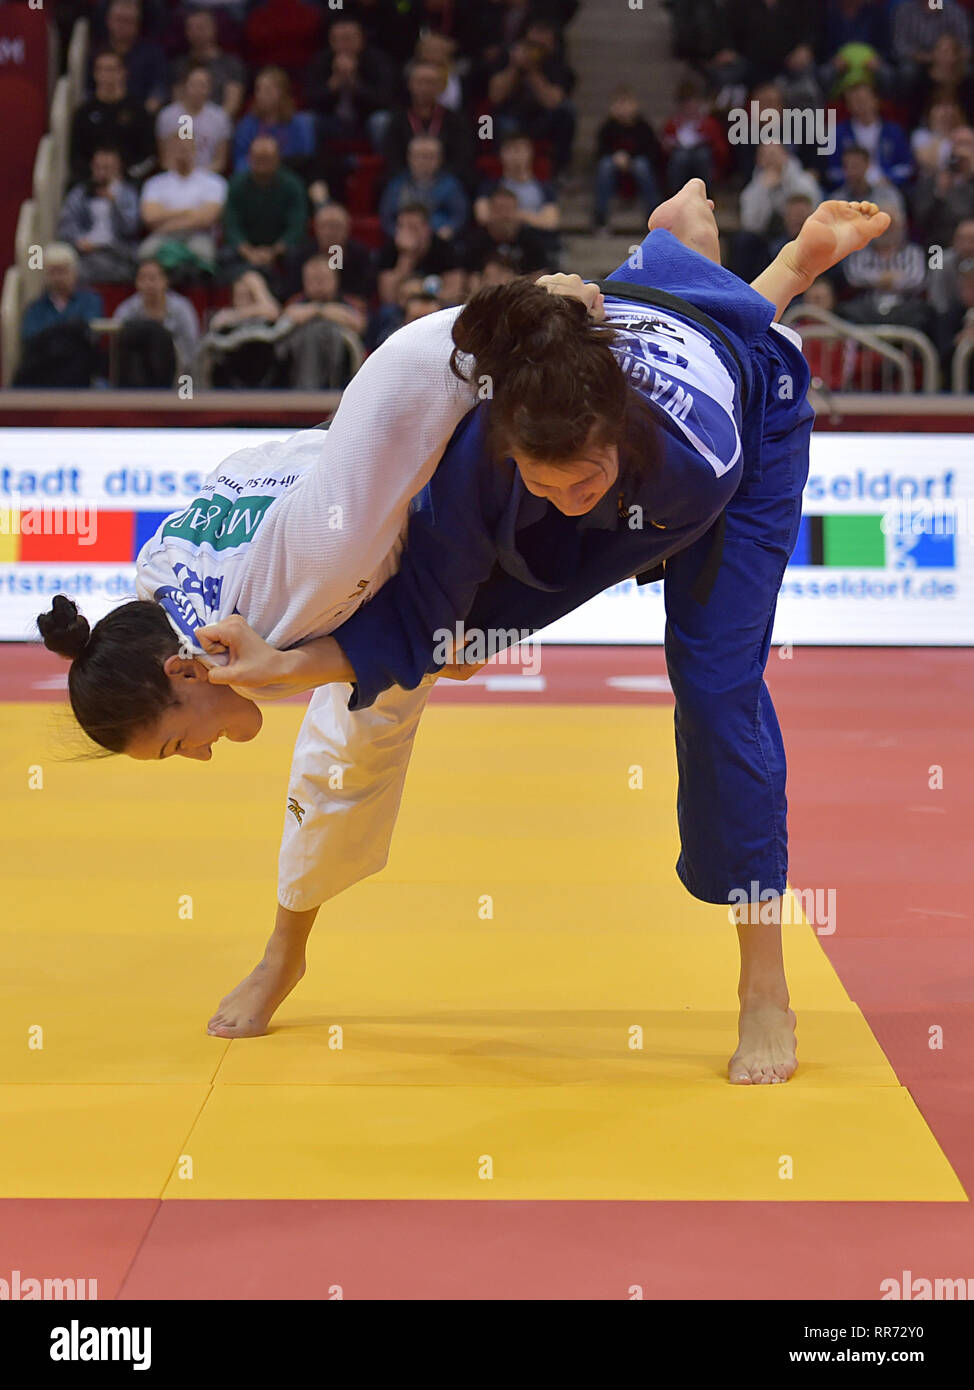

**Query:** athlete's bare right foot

left=647, top=178, right=721, bottom=265
left=786, top=200, right=891, bottom=290
left=728, top=1001, right=798, bottom=1084
left=207, top=944, right=306, bottom=1038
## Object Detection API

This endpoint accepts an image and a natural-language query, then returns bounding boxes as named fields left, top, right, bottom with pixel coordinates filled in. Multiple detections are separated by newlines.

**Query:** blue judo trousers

left=336, top=230, right=815, bottom=907
left=604, top=230, right=815, bottom=903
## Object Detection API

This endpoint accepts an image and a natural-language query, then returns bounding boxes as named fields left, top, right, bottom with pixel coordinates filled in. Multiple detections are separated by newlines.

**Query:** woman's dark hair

left=450, top=278, right=660, bottom=481
left=36, top=595, right=180, bottom=756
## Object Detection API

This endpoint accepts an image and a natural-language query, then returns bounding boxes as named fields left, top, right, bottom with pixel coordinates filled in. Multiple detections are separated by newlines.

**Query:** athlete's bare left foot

left=728, top=1001, right=798, bottom=1084
left=787, top=200, right=891, bottom=288
left=647, top=178, right=721, bottom=265
left=206, top=943, right=306, bottom=1038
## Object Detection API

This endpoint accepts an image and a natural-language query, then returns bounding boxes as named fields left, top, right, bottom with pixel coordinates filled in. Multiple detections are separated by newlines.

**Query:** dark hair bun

left=37, top=594, right=91, bottom=661
left=451, top=279, right=589, bottom=386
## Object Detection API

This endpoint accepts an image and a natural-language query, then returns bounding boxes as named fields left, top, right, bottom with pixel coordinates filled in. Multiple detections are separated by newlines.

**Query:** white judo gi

left=134, top=307, right=475, bottom=912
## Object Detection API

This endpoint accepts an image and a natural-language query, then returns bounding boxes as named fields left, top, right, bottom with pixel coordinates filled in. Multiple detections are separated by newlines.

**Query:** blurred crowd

left=19, top=0, right=578, bottom=388
left=17, top=0, right=974, bottom=390
left=660, top=0, right=974, bottom=383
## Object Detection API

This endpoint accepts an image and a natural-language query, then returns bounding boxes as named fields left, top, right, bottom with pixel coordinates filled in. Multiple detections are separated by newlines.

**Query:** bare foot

left=787, top=200, right=891, bottom=287
left=207, top=945, right=306, bottom=1038
left=647, top=178, right=721, bottom=264
left=728, top=1002, right=798, bottom=1084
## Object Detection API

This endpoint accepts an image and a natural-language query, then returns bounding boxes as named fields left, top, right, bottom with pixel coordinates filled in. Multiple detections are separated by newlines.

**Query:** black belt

left=596, top=277, right=736, bottom=605
left=631, top=508, right=725, bottom=605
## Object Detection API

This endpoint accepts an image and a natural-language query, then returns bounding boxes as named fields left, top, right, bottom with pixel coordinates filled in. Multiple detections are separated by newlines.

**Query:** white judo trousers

left=277, top=677, right=435, bottom=912
left=275, top=502, right=438, bottom=913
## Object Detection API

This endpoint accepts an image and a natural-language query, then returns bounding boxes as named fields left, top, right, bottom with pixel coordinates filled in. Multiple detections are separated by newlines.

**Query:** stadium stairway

left=561, top=0, right=680, bottom=279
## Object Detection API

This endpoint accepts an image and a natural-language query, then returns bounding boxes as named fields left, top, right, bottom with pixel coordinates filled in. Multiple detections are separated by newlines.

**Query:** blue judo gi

left=334, top=229, right=815, bottom=905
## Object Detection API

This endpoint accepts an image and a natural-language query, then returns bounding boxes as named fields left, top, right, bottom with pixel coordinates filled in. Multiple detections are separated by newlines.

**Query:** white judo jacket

left=135, top=308, right=475, bottom=698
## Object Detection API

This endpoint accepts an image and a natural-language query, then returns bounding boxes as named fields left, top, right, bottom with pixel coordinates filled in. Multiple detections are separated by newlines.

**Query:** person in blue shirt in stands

left=232, top=67, right=316, bottom=175
left=21, top=244, right=103, bottom=341
left=16, top=244, right=104, bottom=388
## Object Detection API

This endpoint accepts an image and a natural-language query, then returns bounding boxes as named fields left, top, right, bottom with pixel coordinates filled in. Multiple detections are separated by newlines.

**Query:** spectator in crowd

left=769, top=191, right=818, bottom=258
left=892, top=0, right=971, bottom=79
left=90, top=0, right=169, bottom=41
left=16, top=244, right=103, bottom=387
left=726, top=81, right=808, bottom=181
left=708, top=0, right=818, bottom=92
left=660, top=76, right=728, bottom=193
left=57, top=147, right=140, bottom=284
left=208, top=272, right=281, bottom=334
left=832, top=144, right=905, bottom=216
left=112, top=258, right=200, bottom=383
left=96, top=0, right=168, bottom=112
left=486, top=18, right=577, bottom=172
left=304, top=16, right=394, bottom=141
left=347, top=0, right=426, bottom=67
left=379, top=134, right=468, bottom=239
left=232, top=68, right=316, bottom=175
left=827, top=81, right=914, bottom=189
left=740, top=143, right=822, bottom=235
left=368, top=273, right=436, bottom=349
left=935, top=254, right=974, bottom=380
left=376, top=202, right=464, bottom=306
left=156, top=65, right=232, bottom=173
left=276, top=255, right=366, bottom=388
left=474, top=132, right=560, bottom=233
left=462, top=185, right=550, bottom=280
left=593, top=85, right=663, bottom=232
left=908, top=34, right=974, bottom=125
left=477, top=253, right=520, bottom=287
left=927, top=217, right=974, bottom=317
left=195, top=270, right=291, bottom=389
left=284, top=201, right=376, bottom=305
left=184, top=0, right=252, bottom=22
left=169, top=9, right=247, bottom=121
left=840, top=209, right=935, bottom=338
left=222, top=135, right=309, bottom=293
left=414, top=31, right=464, bottom=112
left=71, top=49, right=155, bottom=184
left=824, top=40, right=890, bottom=105
left=818, top=1, right=891, bottom=68
left=402, top=287, right=443, bottom=321
left=668, top=0, right=737, bottom=83
left=913, top=125, right=974, bottom=246
left=734, top=142, right=821, bottom=280
left=139, top=134, right=227, bottom=278
left=382, top=58, right=474, bottom=175
left=912, top=99, right=968, bottom=176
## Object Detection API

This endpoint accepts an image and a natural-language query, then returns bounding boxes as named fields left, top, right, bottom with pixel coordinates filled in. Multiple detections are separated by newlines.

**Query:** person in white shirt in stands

left=155, top=65, right=232, bottom=174
left=739, top=143, right=821, bottom=240
left=139, top=133, right=227, bottom=272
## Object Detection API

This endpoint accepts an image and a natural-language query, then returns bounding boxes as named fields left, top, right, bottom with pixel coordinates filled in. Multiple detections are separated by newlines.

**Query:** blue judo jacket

left=335, top=230, right=779, bottom=710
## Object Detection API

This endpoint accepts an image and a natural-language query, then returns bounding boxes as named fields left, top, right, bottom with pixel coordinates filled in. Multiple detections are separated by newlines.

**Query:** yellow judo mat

left=0, top=699, right=965, bottom=1202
